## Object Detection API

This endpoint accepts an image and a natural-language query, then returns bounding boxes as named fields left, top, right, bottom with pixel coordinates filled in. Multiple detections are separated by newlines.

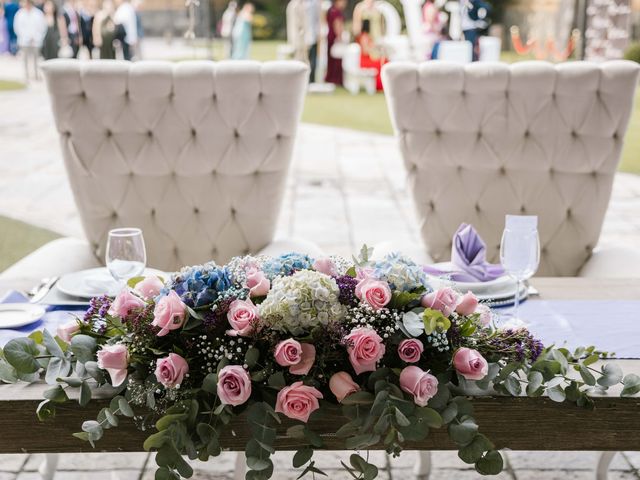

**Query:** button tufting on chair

left=382, top=60, right=640, bottom=276
left=42, top=59, right=310, bottom=271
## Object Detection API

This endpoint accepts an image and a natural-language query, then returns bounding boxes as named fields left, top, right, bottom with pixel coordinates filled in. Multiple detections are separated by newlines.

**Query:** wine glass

left=106, top=228, right=147, bottom=289
left=499, top=215, right=540, bottom=322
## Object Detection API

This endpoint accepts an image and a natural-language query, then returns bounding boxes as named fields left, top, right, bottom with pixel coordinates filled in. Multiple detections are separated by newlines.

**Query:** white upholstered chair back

left=383, top=61, right=639, bottom=276
left=43, top=60, right=309, bottom=271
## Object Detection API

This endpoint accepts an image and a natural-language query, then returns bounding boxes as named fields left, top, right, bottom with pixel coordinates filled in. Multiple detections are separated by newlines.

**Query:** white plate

left=0, top=304, right=46, bottom=329
left=57, top=268, right=168, bottom=299
left=426, top=265, right=512, bottom=295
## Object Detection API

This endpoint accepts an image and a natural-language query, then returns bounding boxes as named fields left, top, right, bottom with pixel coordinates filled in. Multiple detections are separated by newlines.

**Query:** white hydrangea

left=259, top=270, right=345, bottom=334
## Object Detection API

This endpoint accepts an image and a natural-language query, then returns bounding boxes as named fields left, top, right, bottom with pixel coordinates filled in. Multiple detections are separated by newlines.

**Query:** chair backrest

left=438, top=41, right=473, bottom=63
left=382, top=61, right=639, bottom=276
left=43, top=59, right=309, bottom=271
left=478, top=36, right=501, bottom=62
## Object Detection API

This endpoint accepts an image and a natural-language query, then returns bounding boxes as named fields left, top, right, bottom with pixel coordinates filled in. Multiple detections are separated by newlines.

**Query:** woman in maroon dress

left=325, top=0, right=346, bottom=86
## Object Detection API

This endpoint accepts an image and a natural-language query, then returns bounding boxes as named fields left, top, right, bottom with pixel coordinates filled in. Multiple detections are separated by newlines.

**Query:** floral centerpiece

left=1, top=247, right=639, bottom=480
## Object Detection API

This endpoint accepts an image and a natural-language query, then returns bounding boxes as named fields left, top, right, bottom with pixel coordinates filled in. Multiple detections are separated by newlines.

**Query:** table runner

left=510, top=300, right=640, bottom=358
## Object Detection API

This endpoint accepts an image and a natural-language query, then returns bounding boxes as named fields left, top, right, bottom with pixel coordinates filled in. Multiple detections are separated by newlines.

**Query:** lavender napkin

left=424, top=223, right=504, bottom=282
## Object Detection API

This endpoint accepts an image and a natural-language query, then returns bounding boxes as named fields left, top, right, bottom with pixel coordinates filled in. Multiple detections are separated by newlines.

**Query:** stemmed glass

left=106, top=228, right=147, bottom=289
left=499, top=215, right=540, bottom=322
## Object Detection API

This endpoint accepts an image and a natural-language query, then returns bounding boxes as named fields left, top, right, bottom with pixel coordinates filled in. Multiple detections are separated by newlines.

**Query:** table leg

left=596, top=452, right=617, bottom=480
left=414, top=451, right=432, bottom=479
left=38, top=453, right=59, bottom=480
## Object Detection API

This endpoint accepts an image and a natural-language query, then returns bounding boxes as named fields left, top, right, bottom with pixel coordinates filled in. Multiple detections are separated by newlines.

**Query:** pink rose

left=453, top=347, right=489, bottom=381
left=57, top=319, right=79, bottom=343
left=274, top=340, right=316, bottom=375
left=421, top=288, right=459, bottom=317
left=246, top=267, right=270, bottom=297
left=274, top=339, right=303, bottom=366
left=275, top=381, right=323, bottom=423
left=475, top=304, right=492, bottom=327
left=289, top=344, right=316, bottom=376
left=155, top=353, right=189, bottom=388
left=108, top=289, right=146, bottom=318
left=217, top=365, right=252, bottom=406
left=456, top=291, right=479, bottom=316
left=226, top=298, right=259, bottom=337
left=356, top=278, right=392, bottom=310
left=329, top=372, right=360, bottom=403
left=97, top=344, right=129, bottom=387
left=151, top=290, right=187, bottom=337
left=398, top=339, right=424, bottom=363
left=313, top=257, right=337, bottom=277
left=344, top=327, right=386, bottom=375
left=399, top=366, right=439, bottom=407
left=134, top=275, right=164, bottom=299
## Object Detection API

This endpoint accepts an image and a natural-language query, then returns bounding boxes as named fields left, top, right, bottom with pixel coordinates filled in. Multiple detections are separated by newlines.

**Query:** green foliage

left=624, top=43, right=640, bottom=63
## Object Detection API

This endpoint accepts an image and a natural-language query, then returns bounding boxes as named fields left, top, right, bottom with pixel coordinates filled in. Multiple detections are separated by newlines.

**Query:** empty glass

left=106, top=228, right=147, bottom=288
left=499, top=216, right=540, bottom=322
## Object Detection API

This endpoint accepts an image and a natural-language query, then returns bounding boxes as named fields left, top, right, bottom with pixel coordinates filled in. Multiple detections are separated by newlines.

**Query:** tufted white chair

left=39, top=59, right=310, bottom=272
left=382, top=61, right=640, bottom=277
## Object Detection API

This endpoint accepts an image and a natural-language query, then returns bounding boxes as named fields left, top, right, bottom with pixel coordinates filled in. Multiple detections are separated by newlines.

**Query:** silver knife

left=30, top=276, right=60, bottom=304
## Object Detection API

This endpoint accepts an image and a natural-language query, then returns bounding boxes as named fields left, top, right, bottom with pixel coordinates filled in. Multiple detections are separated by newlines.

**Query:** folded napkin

left=423, top=223, right=505, bottom=282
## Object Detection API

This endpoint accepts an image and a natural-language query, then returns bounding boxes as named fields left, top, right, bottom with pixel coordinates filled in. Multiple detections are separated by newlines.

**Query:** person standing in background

left=14, top=0, right=46, bottom=82
left=230, top=2, right=252, bottom=60
left=352, top=0, right=383, bottom=41
left=4, top=0, right=19, bottom=55
left=303, top=0, right=320, bottom=83
left=113, top=0, right=136, bottom=60
left=77, top=0, right=94, bottom=58
left=0, top=3, right=11, bottom=54
left=61, top=0, right=81, bottom=57
left=325, top=0, right=345, bottom=86
left=41, top=0, right=61, bottom=59
left=92, top=0, right=116, bottom=58
left=219, top=0, right=237, bottom=59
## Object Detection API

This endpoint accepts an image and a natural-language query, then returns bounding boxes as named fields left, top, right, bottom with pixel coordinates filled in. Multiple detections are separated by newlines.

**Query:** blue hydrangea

left=165, top=262, right=232, bottom=307
left=373, top=252, right=432, bottom=292
left=260, top=252, right=315, bottom=279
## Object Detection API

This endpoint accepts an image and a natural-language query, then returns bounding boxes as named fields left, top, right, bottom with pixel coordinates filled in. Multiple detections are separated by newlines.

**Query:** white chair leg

left=596, top=452, right=617, bottom=480
left=234, top=452, right=247, bottom=480
left=38, top=453, right=59, bottom=480
left=414, top=451, right=432, bottom=480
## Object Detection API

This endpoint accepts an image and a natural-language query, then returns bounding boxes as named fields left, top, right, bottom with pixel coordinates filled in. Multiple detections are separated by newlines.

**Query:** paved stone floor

left=2, top=41, right=640, bottom=479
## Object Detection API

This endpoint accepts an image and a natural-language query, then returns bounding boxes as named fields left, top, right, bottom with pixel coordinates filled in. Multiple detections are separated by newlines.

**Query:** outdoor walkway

left=2, top=44, right=640, bottom=479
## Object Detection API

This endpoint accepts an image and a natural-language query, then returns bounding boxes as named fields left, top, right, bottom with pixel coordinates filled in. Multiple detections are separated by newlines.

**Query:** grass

left=0, top=216, right=60, bottom=272
left=0, top=80, right=26, bottom=91
left=620, top=92, right=640, bottom=174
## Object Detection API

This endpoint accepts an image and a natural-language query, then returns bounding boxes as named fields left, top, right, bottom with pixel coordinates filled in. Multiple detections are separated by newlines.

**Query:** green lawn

left=0, top=216, right=60, bottom=272
left=0, top=80, right=25, bottom=91
left=620, top=92, right=640, bottom=174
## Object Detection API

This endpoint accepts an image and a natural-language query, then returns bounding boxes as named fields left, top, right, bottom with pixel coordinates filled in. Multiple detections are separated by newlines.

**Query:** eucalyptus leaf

left=597, top=363, right=623, bottom=387
left=45, top=357, right=71, bottom=385
left=202, top=373, right=218, bottom=393
left=43, top=329, right=65, bottom=358
left=547, top=385, right=566, bottom=402
left=4, top=338, right=41, bottom=374
left=293, top=448, right=313, bottom=468
left=475, top=450, right=504, bottom=475
left=448, top=418, right=478, bottom=446
left=70, top=335, right=97, bottom=364
left=458, top=434, right=493, bottom=464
